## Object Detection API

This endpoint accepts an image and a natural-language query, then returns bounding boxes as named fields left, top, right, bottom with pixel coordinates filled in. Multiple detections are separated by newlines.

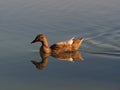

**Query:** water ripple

left=82, top=29, right=120, bottom=58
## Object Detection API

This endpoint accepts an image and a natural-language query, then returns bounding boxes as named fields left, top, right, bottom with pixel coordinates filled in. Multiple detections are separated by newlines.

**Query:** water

left=0, top=0, right=120, bottom=90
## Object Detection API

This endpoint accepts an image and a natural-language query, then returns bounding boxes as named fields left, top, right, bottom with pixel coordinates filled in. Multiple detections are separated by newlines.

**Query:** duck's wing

left=50, top=37, right=84, bottom=53
left=50, top=42, right=73, bottom=53
left=50, top=43, right=72, bottom=52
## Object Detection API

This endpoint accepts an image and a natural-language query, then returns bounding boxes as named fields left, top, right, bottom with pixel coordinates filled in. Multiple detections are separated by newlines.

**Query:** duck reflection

left=31, top=52, right=50, bottom=70
left=31, top=51, right=83, bottom=70
left=52, top=51, right=83, bottom=61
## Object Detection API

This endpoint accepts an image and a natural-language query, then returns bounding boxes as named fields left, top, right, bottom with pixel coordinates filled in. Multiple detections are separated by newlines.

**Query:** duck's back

left=50, top=43, right=72, bottom=53
left=50, top=38, right=84, bottom=54
left=50, top=38, right=74, bottom=53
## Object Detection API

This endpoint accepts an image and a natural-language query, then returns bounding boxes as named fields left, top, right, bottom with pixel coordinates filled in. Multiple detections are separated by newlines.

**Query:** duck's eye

left=40, top=36, right=44, bottom=39
left=36, top=38, right=39, bottom=41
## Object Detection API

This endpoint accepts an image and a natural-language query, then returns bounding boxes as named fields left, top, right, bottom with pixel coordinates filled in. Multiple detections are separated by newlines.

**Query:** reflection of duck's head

left=31, top=60, right=47, bottom=70
left=31, top=34, right=84, bottom=54
left=31, top=53, right=50, bottom=70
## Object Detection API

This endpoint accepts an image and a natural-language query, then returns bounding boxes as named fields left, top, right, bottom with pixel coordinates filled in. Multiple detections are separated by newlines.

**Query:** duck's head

left=31, top=34, right=47, bottom=44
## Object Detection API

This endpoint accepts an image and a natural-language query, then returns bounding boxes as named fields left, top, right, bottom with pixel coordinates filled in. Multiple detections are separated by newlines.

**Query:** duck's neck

left=42, top=39, right=49, bottom=47
left=41, top=38, right=51, bottom=53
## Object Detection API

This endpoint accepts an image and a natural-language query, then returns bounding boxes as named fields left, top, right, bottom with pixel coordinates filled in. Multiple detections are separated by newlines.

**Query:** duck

left=31, top=34, right=84, bottom=54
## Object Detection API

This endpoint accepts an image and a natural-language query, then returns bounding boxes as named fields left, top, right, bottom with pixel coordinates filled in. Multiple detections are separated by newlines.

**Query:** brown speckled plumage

left=31, top=34, right=84, bottom=54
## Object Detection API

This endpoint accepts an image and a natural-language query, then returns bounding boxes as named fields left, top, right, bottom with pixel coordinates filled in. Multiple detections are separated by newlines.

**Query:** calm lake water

left=0, top=0, right=120, bottom=90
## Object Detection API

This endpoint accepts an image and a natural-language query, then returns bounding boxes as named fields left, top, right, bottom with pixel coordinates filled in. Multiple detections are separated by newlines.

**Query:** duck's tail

left=79, top=37, right=85, bottom=41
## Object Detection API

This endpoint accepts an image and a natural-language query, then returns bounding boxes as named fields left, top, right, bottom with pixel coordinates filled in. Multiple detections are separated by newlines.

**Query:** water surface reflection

left=31, top=51, right=83, bottom=70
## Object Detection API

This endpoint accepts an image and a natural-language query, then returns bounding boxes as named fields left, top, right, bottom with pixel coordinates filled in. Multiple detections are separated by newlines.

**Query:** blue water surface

left=0, top=0, right=120, bottom=90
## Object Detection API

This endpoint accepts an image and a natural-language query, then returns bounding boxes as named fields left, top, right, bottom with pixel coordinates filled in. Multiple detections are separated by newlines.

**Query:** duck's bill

left=31, top=39, right=36, bottom=44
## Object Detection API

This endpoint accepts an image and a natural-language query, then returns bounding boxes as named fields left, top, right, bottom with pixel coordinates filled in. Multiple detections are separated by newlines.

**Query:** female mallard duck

left=31, top=34, right=84, bottom=54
